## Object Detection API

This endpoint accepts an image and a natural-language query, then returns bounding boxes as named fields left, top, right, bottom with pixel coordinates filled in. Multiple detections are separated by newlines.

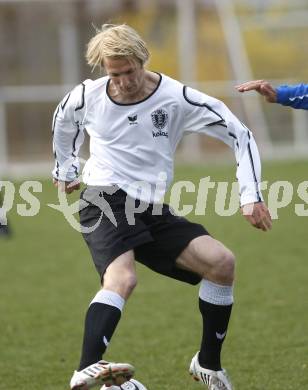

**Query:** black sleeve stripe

left=228, top=132, right=239, bottom=148
left=206, top=119, right=227, bottom=128
left=71, top=123, right=81, bottom=157
left=75, top=83, right=86, bottom=111
left=247, top=142, right=262, bottom=202
left=244, top=126, right=260, bottom=200
left=183, top=85, right=225, bottom=122
left=61, top=93, right=71, bottom=110
left=52, top=105, right=60, bottom=136
left=72, top=164, right=78, bottom=175
left=52, top=106, right=60, bottom=167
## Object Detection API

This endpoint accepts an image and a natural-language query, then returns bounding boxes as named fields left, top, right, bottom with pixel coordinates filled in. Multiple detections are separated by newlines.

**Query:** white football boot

left=70, top=360, right=135, bottom=389
left=189, top=352, right=232, bottom=390
left=100, top=378, right=147, bottom=389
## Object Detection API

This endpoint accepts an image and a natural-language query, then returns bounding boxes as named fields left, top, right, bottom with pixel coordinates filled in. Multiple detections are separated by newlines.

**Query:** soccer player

left=236, top=80, right=308, bottom=110
left=52, top=24, right=272, bottom=390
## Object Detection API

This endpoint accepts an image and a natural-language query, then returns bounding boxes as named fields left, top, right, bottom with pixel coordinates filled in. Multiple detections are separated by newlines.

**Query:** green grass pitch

left=1, top=159, right=308, bottom=389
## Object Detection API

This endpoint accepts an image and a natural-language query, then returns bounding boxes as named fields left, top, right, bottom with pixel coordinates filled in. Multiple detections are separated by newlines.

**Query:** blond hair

left=86, top=24, right=150, bottom=71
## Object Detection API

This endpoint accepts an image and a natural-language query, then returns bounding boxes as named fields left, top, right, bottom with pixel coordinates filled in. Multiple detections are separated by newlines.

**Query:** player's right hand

left=53, top=178, right=80, bottom=194
left=235, top=80, right=277, bottom=103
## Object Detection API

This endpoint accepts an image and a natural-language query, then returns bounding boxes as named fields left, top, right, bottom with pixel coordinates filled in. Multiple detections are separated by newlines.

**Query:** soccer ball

left=100, top=378, right=148, bottom=390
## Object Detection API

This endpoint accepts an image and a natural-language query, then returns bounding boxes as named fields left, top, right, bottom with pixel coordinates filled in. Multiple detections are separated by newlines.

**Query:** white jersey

left=52, top=73, right=263, bottom=206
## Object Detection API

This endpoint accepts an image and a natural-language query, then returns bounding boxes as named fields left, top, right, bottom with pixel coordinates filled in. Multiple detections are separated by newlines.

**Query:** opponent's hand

left=235, top=80, right=277, bottom=103
left=53, top=178, right=80, bottom=194
left=241, top=202, right=272, bottom=231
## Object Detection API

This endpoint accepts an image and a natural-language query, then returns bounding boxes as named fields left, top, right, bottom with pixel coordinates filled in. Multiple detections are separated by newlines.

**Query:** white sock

left=199, top=279, right=233, bottom=306
left=90, top=289, right=126, bottom=312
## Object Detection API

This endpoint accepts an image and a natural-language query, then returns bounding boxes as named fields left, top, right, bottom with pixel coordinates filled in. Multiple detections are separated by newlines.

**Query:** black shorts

left=79, top=186, right=209, bottom=285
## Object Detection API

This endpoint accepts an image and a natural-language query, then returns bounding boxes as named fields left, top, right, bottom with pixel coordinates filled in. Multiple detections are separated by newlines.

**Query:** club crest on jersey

left=151, top=108, right=168, bottom=130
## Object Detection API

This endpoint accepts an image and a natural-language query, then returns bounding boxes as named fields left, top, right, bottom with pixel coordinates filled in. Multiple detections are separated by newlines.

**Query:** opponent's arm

left=235, top=80, right=308, bottom=110
left=276, top=83, right=308, bottom=109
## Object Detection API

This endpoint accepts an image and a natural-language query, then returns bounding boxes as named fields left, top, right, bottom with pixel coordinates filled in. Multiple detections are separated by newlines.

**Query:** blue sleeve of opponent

left=276, top=83, right=308, bottom=110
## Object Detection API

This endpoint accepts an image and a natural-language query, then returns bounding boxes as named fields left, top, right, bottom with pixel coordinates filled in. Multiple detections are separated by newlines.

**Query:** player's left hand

left=241, top=201, right=272, bottom=231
